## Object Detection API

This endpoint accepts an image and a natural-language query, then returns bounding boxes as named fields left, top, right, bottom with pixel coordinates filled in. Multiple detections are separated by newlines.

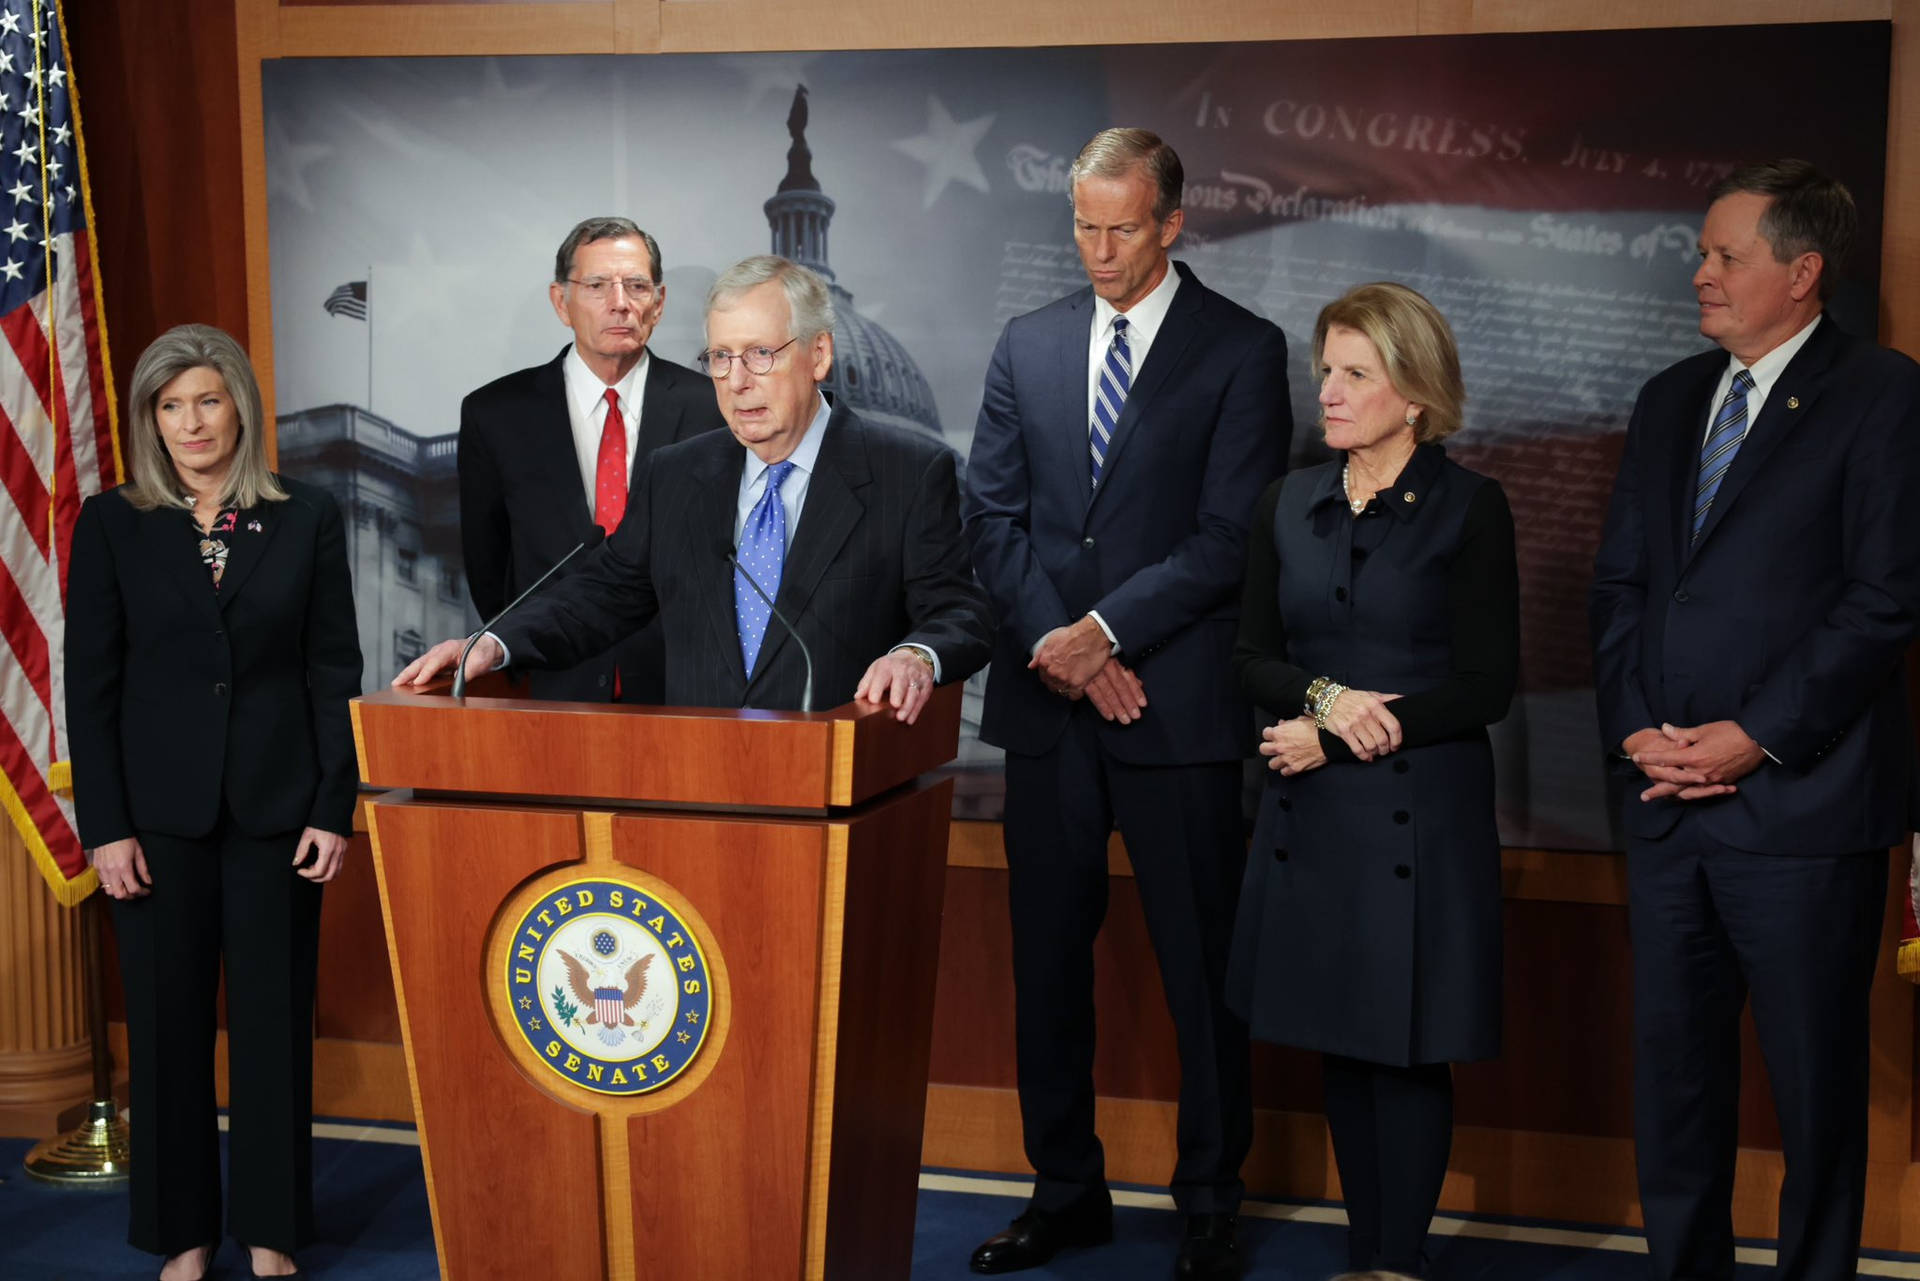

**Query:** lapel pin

left=1786, top=396, right=1800, bottom=409
left=247, top=519, right=263, bottom=532
left=1402, top=491, right=1416, bottom=503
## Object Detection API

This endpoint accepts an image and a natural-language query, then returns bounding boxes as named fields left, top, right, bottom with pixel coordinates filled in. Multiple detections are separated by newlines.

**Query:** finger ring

left=911, top=679, right=926, bottom=690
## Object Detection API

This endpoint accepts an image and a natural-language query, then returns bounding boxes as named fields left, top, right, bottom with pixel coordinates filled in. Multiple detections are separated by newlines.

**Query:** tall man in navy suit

left=458, top=217, right=724, bottom=704
left=1591, top=160, right=1920, bottom=1281
left=963, top=129, right=1291, bottom=1280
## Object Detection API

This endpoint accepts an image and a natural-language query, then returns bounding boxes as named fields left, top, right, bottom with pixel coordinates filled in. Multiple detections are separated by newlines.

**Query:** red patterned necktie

left=593, top=387, right=626, bottom=698
left=594, top=387, right=627, bottom=532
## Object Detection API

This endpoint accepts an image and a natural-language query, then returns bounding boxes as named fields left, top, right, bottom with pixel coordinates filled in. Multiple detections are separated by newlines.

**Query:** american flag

left=323, top=280, right=368, bottom=320
left=0, top=0, right=118, bottom=906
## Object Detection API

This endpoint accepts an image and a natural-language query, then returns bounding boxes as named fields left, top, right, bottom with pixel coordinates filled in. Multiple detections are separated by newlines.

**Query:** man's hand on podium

left=856, top=648, right=936, bottom=724
left=392, top=635, right=504, bottom=691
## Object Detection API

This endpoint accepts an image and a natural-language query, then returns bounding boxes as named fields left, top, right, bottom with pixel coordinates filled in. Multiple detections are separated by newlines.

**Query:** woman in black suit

left=65, top=324, right=362, bottom=1281
left=1225, top=283, right=1519, bottom=1276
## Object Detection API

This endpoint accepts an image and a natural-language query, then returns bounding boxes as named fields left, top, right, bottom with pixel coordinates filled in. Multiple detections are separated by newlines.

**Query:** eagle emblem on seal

left=559, top=930, right=654, bottom=1047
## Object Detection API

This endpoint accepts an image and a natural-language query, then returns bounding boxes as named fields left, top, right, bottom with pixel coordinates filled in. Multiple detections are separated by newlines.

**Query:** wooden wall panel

left=65, top=0, right=249, bottom=369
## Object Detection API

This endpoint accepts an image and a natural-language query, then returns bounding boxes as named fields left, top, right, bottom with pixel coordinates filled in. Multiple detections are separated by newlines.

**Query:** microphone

left=727, top=550, right=814, bottom=713
left=453, top=529, right=606, bottom=699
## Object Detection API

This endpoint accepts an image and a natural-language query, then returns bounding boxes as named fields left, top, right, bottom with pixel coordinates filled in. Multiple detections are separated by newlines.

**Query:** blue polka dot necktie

left=1692, top=368, right=1755, bottom=543
left=1090, top=316, right=1131, bottom=488
left=735, top=459, right=796, bottom=677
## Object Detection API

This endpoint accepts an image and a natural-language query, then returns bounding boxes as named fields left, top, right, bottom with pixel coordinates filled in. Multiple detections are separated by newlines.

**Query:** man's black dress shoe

left=1174, top=1213, right=1239, bottom=1280
left=968, top=1196, right=1114, bottom=1274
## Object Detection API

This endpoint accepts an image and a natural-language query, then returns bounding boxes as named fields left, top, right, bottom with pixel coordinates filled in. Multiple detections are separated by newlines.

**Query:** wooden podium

left=350, top=681, right=962, bottom=1281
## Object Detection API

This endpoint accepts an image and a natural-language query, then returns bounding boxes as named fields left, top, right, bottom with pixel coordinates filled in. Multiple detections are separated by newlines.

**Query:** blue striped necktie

left=735, top=459, right=795, bottom=677
left=1692, top=368, right=1755, bottom=542
left=1090, top=315, right=1132, bottom=487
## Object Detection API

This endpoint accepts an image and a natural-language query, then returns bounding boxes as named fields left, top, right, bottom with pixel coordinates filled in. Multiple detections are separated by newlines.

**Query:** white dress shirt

left=1077, top=263, right=1182, bottom=654
left=1701, top=314, right=1820, bottom=447
left=562, top=345, right=648, bottom=515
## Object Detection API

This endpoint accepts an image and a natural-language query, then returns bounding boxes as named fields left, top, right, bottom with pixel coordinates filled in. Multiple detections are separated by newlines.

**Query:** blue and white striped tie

left=1692, top=368, right=1755, bottom=542
left=1090, top=316, right=1131, bottom=488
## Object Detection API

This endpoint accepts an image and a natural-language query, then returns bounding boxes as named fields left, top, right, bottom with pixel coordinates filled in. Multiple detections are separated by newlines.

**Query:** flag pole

left=365, top=265, right=374, bottom=414
left=22, top=893, right=129, bottom=1184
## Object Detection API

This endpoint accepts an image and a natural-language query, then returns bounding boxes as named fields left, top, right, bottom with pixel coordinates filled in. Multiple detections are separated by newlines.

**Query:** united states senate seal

left=504, top=877, right=715, bottom=1096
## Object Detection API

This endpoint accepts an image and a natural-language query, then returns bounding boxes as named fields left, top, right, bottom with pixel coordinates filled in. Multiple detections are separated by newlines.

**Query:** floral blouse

left=192, top=507, right=240, bottom=589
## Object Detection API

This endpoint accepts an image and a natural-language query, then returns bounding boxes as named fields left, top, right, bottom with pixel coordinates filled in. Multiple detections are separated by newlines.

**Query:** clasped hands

left=1623, top=720, right=1765, bottom=802
left=1030, top=616, right=1146, bottom=725
left=1260, top=688, right=1403, bottom=775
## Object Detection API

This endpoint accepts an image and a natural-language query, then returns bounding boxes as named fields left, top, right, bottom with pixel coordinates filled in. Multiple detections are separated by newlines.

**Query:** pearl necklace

left=1340, top=463, right=1370, bottom=516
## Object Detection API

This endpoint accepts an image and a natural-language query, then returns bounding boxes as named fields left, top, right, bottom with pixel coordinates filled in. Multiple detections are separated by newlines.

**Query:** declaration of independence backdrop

left=262, top=22, right=1888, bottom=848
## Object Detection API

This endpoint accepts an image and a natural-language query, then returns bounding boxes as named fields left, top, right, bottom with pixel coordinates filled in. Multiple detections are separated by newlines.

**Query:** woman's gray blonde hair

left=1313, top=282, right=1467, bottom=444
left=121, top=323, right=285, bottom=511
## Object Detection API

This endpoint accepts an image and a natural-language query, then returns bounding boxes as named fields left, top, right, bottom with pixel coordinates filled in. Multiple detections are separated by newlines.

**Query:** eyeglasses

left=567, top=276, right=658, bottom=303
left=695, top=337, right=798, bottom=378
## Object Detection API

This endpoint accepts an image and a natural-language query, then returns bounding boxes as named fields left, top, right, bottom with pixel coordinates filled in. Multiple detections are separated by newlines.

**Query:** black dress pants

left=1628, top=819, right=1884, bottom=1281
left=1322, top=1053, right=1453, bottom=1275
left=1003, top=711, right=1253, bottom=1215
left=108, top=815, right=323, bottom=1256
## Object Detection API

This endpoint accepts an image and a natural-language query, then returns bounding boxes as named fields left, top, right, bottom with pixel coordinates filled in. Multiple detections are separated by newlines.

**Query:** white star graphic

left=12, top=140, right=33, bottom=167
left=4, top=220, right=26, bottom=243
left=1, top=260, right=21, bottom=282
left=265, top=114, right=331, bottom=213
left=21, top=100, right=37, bottom=126
left=0, top=13, right=18, bottom=35
left=890, top=96, right=996, bottom=209
left=46, top=64, right=62, bottom=89
left=0, top=93, right=11, bottom=115
left=51, top=123, right=69, bottom=145
left=0, top=51, right=15, bottom=75
left=62, top=184, right=73, bottom=202
left=720, top=54, right=819, bottom=113
left=44, top=154, right=60, bottom=179
left=7, top=181, right=27, bottom=205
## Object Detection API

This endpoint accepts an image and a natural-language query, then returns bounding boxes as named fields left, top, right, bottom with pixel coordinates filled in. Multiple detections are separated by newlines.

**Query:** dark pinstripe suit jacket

left=495, top=401, right=992, bottom=709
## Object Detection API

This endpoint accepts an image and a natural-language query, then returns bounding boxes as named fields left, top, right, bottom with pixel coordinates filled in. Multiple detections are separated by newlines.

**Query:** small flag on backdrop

left=323, top=279, right=368, bottom=320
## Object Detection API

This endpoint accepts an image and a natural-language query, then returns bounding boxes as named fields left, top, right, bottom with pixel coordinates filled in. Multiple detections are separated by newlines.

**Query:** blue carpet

left=0, top=1127, right=1900, bottom=1279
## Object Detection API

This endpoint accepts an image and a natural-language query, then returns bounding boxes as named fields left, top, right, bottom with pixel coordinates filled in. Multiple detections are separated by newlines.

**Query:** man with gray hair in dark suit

left=396, top=254, right=991, bottom=716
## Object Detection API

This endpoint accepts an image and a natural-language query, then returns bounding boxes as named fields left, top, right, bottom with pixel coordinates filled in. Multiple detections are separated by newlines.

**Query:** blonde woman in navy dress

left=1225, top=282, right=1519, bottom=1277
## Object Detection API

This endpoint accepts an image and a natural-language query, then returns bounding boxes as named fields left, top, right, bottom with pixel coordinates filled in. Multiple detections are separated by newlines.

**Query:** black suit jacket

left=64, top=477, right=364, bottom=847
left=496, top=402, right=992, bottom=710
left=1590, top=316, right=1920, bottom=853
left=964, top=261, right=1292, bottom=764
left=458, top=346, right=725, bottom=703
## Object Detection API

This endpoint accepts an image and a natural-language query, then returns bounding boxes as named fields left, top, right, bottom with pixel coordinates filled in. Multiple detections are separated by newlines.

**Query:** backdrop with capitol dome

left=261, top=25, right=1888, bottom=849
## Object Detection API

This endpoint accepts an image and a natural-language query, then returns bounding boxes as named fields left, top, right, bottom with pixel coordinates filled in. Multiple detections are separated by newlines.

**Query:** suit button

left=1673, top=590, right=1689, bottom=603
left=1277, top=797, right=1291, bottom=811
left=214, top=682, right=228, bottom=697
left=1393, top=810, right=1410, bottom=825
left=1334, top=586, right=1349, bottom=602
left=1082, top=537, right=1096, bottom=549
left=1395, top=864, right=1412, bottom=879
left=598, top=675, right=609, bottom=687
left=1393, top=759, right=1409, bottom=775
left=1273, top=847, right=1288, bottom=863
left=1351, top=547, right=1368, bottom=561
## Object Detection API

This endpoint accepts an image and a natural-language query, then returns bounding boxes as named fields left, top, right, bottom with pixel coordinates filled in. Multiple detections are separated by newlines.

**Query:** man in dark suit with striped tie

left=1590, top=159, right=1920, bottom=1281
left=963, top=128, right=1291, bottom=1280
left=396, top=254, right=991, bottom=720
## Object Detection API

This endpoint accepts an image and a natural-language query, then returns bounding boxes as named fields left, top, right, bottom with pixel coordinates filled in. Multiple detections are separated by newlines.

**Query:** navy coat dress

left=1224, top=444, right=1519, bottom=1067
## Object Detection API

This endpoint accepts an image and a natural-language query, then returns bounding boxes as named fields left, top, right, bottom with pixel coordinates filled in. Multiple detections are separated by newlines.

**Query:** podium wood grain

left=357, top=687, right=959, bottom=1280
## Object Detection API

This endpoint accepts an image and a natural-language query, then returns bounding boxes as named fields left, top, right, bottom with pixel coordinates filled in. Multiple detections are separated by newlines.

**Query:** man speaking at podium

left=394, top=255, right=991, bottom=721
